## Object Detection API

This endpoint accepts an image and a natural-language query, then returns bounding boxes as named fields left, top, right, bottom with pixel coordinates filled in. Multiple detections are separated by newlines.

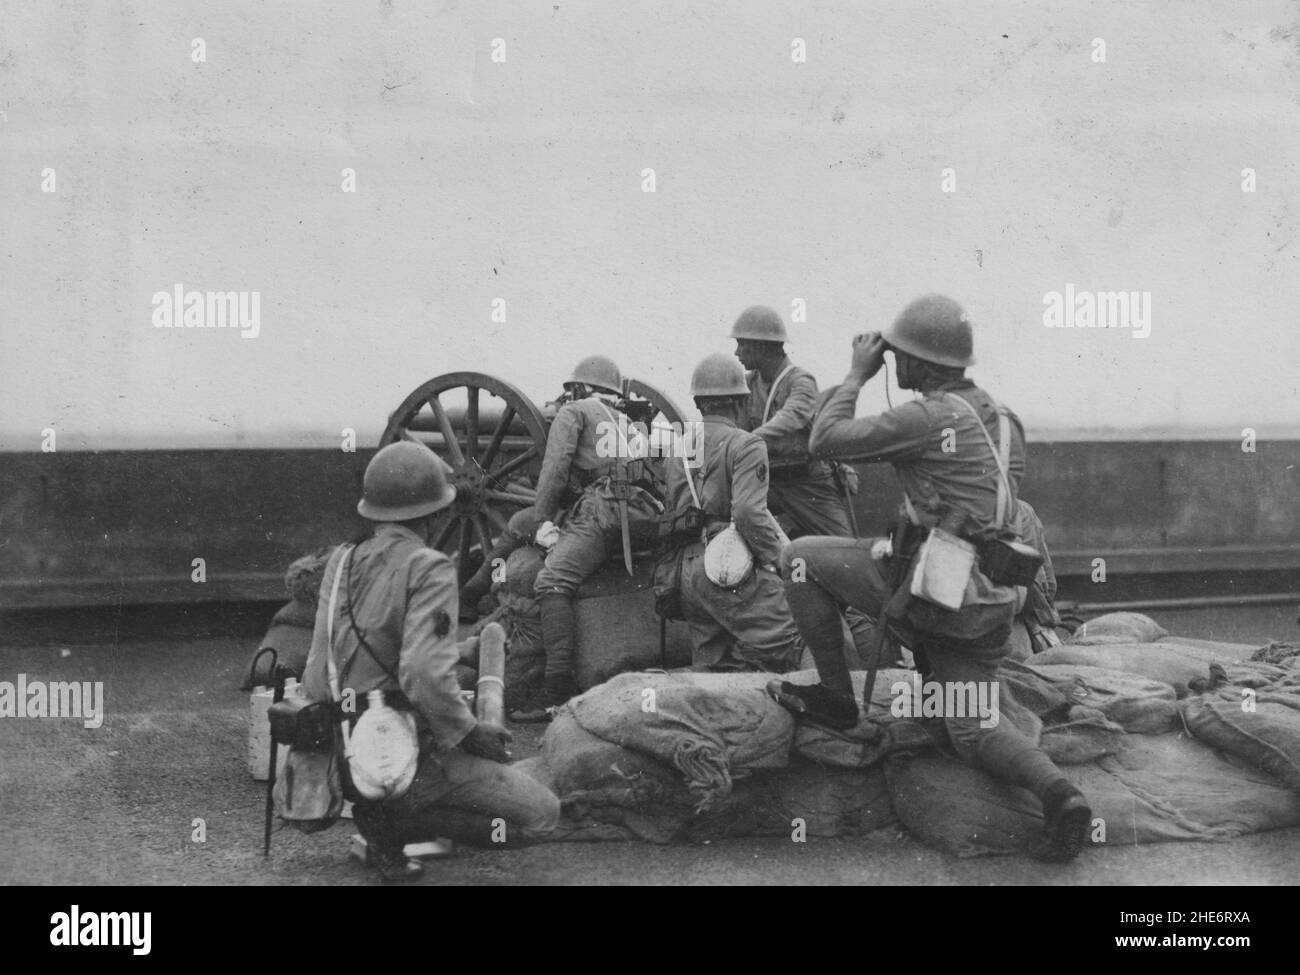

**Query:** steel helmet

left=730, top=305, right=789, bottom=343
left=690, top=353, right=750, bottom=397
left=566, top=355, right=623, bottom=394
left=883, top=294, right=975, bottom=368
left=357, top=442, right=457, bottom=522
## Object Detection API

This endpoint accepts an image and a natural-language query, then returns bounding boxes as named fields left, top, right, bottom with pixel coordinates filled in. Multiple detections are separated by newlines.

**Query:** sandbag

left=686, top=761, right=896, bottom=842
left=567, top=671, right=795, bottom=809
left=1067, top=612, right=1167, bottom=645
left=541, top=711, right=689, bottom=804
left=792, top=665, right=1110, bottom=768
left=285, top=547, right=337, bottom=604
left=792, top=668, right=931, bottom=769
left=1181, top=683, right=1300, bottom=790
left=1022, top=662, right=1179, bottom=734
left=1031, top=642, right=1279, bottom=697
left=1039, top=706, right=1126, bottom=764
left=527, top=726, right=896, bottom=844
left=886, top=731, right=1300, bottom=858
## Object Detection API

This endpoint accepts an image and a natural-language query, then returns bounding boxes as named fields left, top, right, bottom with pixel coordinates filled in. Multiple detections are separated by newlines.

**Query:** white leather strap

left=680, top=434, right=703, bottom=512
left=762, top=363, right=797, bottom=424
left=946, top=393, right=1013, bottom=528
left=325, top=545, right=354, bottom=748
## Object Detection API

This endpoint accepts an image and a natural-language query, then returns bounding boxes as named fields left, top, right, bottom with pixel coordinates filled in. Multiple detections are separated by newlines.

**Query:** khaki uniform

left=742, top=357, right=856, bottom=539
left=659, top=415, right=803, bottom=672
left=786, top=377, right=1065, bottom=798
left=531, top=397, right=662, bottom=598
left=302, top=527, right=559, bottom=849
left=743, top=357, right=877, bottom=663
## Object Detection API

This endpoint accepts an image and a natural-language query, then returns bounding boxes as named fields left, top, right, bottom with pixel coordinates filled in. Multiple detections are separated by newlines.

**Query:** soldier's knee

left=780, top=536, right=812, bottom=576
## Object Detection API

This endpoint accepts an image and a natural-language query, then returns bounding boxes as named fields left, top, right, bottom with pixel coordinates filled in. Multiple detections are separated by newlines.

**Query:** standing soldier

left=655, top=353, right=804, bottom=672
left=302, top=441, right=560, bottom=881
left=506, top=356, right=664, bottom=721
left=769, top=295, right=1092, bottom=862
left=730, top=305, right=882, bottom=665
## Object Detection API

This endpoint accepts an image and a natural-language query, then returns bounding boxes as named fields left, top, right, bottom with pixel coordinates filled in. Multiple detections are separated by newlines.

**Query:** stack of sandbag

left=522, top=614, right=1300, bottom=856
left=566, top=672, right=796, bottom=810
left=1031, top=613, right=1273, bottom=695
left=883, top=613, right=1300, bottom=857
left=886, top=731, right=1300, bottom=857
left=244, top=546, right=337, bottom=687
left=1179, top=643, right=1300, bottom=791
left=519, top=670, right=897, bottom=842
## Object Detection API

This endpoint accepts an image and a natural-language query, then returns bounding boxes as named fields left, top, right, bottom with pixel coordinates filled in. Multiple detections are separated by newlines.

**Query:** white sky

left=2, top=0, right=1298, bottom=450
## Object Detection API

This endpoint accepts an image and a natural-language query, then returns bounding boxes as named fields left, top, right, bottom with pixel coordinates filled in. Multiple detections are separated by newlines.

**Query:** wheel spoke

left=432, top=513, right=459, bottom=550
left=464, top=386, right=480, bottom=462
left=400, top=429, right=438, bottom=450
left=484, top=506, right=509, bottom=532
left=457, top=519, right=472, bottom=570
left=428, top=395, right=464, bottom=466
left=473, top=514, right=494, bottom=555
left=490, top=445, right=539, bottom=480
left=485, top=488, right=536, bottom=505
left=480, top=403, right=517, bottom=469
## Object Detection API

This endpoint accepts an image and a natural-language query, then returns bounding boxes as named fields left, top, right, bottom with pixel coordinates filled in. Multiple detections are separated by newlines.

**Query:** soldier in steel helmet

left=653, top=352, right=804, bottom=672
left=301, top=441, right=559, bottom=881
left=769, top=294, right=1092, bottom=862
left=493, top=356, right=665, bottom=722
left=730, top=305, right=885, bottom=669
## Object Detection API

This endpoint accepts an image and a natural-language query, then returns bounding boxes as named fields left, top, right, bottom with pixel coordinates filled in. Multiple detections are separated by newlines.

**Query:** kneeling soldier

left=655, top=353, right=804, bottom=672
left=303, top=442, right=560, bottom=881
left=770, top=295, right=1091, bottom=862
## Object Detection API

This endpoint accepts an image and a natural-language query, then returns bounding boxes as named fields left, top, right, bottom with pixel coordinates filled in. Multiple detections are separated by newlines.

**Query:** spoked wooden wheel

left=379, top=372, right=549, bottom=584
left=622, top=377, right=688, bottom=450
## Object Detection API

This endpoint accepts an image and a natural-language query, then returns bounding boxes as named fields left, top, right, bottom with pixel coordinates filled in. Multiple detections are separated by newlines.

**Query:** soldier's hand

left=850, top=331, right=888, bottom=382
left=534, top=520, right=560, bottom=551
left=461, top=722, right=513, bottom=763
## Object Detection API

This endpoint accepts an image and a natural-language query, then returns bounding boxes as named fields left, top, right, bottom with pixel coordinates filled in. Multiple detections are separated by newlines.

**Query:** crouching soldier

left=654, top=353, right=804, bottom=672
left=505, top=355, right=664, bottom=721
left=303, top=442, right=560, bottom=881
left=769, top=295, right=1091, bottom=861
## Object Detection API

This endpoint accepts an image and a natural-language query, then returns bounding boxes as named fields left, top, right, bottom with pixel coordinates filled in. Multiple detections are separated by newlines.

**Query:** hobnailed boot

left=766, top=680, right=859, bottom=730
left=1037, top=779, right=1092, bottom=862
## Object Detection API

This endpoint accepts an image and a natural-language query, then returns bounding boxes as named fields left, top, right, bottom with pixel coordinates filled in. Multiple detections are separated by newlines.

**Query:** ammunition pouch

left=887, top=511, right=1019, bottom=650
left=658, top=505, right=707, bottom=550
left=268, top=698, right=336, bottom=753
left=979, top=538, right=1045, bottom=588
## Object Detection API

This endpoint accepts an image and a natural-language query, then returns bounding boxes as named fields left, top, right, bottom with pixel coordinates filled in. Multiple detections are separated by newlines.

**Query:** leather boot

left=1037, top=778, right=1092, bottom=862
left=509, top=594, right=579, bottom=722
